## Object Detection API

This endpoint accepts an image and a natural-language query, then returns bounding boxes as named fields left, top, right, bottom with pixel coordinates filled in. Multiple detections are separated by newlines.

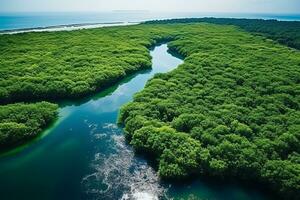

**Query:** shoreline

left=0, top=21, right=140, bottom=35
left=1, top=14, right=299, bottom=35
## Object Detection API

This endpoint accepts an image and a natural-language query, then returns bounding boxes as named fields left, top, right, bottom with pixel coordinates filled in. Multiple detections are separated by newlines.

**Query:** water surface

left=0, top=11, right=299, bottom=31
left=0, top=44, right=271, bottom=200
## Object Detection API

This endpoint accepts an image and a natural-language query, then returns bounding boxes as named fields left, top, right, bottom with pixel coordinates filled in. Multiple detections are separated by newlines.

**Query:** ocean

left=0, top=11, right=299, bottom=32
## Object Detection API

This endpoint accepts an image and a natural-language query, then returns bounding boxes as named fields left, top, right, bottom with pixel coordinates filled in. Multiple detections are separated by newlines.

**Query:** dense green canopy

left=0, top=102, right=58, bottom=150
left=0, top=27, right=168, bottom=103
left=145, top=18, right=300, bottom=50
left=119, top=23, right=300, bottom=199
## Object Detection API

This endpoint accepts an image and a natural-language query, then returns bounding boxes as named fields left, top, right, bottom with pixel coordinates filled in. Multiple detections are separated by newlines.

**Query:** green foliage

left=172, top=114, right=205, bottom=132
left=145, top=18, right=300, bottom=50
left=0, top=25, right=173, bottom=104
left=120, top=23, right=300, bottom=198
left=132, top=126, right=204, bottom=178
left=261, top=160, right=300, bottom=199
left=0, top=102, right=58, bottom=149
left=231, top=120, right=253, bottom=138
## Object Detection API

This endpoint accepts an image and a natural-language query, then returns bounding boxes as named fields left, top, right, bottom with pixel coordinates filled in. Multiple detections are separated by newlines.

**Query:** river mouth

left=0, top=44, right=270, bottom=200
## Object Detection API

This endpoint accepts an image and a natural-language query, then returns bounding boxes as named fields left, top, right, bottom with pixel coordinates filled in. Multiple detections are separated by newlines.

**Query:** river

left=0, top=44, right=270, bottom=200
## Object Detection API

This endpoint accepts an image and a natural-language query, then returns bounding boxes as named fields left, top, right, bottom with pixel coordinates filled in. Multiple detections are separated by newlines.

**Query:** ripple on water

left=82, top=122, right=166, bottom=200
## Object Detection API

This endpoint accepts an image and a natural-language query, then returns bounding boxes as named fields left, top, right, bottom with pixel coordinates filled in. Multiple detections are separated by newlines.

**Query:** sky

left=0, top=0, right=299, bottom=13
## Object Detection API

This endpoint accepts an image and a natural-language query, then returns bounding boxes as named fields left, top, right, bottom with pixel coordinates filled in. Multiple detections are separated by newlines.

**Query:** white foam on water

left=132, top=192, right=159, bottom=200
left=122, top=191, right=159, bottom=200
left=102, top=123, right=118, bottom=129
left=82, top=122, right=166, bottom=200
left=93, top=134, right=107, bottom=140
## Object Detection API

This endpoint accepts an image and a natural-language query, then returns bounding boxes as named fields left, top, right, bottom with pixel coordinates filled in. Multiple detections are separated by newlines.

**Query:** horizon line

left=0, top=11, right=299, bottom=15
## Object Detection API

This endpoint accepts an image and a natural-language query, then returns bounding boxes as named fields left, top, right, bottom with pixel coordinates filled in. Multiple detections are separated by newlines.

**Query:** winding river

left=0, top=44, right=270, bottom=200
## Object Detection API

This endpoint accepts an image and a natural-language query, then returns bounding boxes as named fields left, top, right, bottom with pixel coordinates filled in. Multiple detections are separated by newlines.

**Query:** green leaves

left=0, top=25, right=163, bottom=104
left=0, top=102, right=58, bottom=150
left=130, top=125, right=204, bottom=178
left=261, top=160, right=300, bottom=198
left=172, top=114, right=205, bottom=132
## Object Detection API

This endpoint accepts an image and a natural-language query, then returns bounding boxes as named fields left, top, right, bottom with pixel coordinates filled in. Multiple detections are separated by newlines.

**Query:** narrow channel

left=0, top=44, right=269, bottom=200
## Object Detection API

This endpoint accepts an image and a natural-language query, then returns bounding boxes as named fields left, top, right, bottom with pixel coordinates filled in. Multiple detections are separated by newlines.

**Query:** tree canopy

left=145, top=18, right=300, bottom=50
left=119, top=23, right=300, bottom=199
left=0, top=102, right=58, bottom=150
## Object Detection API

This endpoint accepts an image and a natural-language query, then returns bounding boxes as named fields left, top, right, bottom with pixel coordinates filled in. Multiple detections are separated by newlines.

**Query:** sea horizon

left=0, top=11, right=299, bottom=32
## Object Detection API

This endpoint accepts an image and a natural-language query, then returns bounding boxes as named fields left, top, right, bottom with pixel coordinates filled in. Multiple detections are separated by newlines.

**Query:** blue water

left=0, top=11, right=299, bottom=31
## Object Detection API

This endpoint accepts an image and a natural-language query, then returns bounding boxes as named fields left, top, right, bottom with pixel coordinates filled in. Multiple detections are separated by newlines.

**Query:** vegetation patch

left=145, top=18, right=300, bottom=50
left=0, top=102, right=58, bottom=150
left=119, top=23, right=300, bottom=199
left=0, top=26, right=174, bottom=104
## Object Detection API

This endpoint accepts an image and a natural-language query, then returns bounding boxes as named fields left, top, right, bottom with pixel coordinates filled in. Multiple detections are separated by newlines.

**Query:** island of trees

left=0, top=102, right=58, bottom=150
left=0, top=18, right=299, bottom=199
